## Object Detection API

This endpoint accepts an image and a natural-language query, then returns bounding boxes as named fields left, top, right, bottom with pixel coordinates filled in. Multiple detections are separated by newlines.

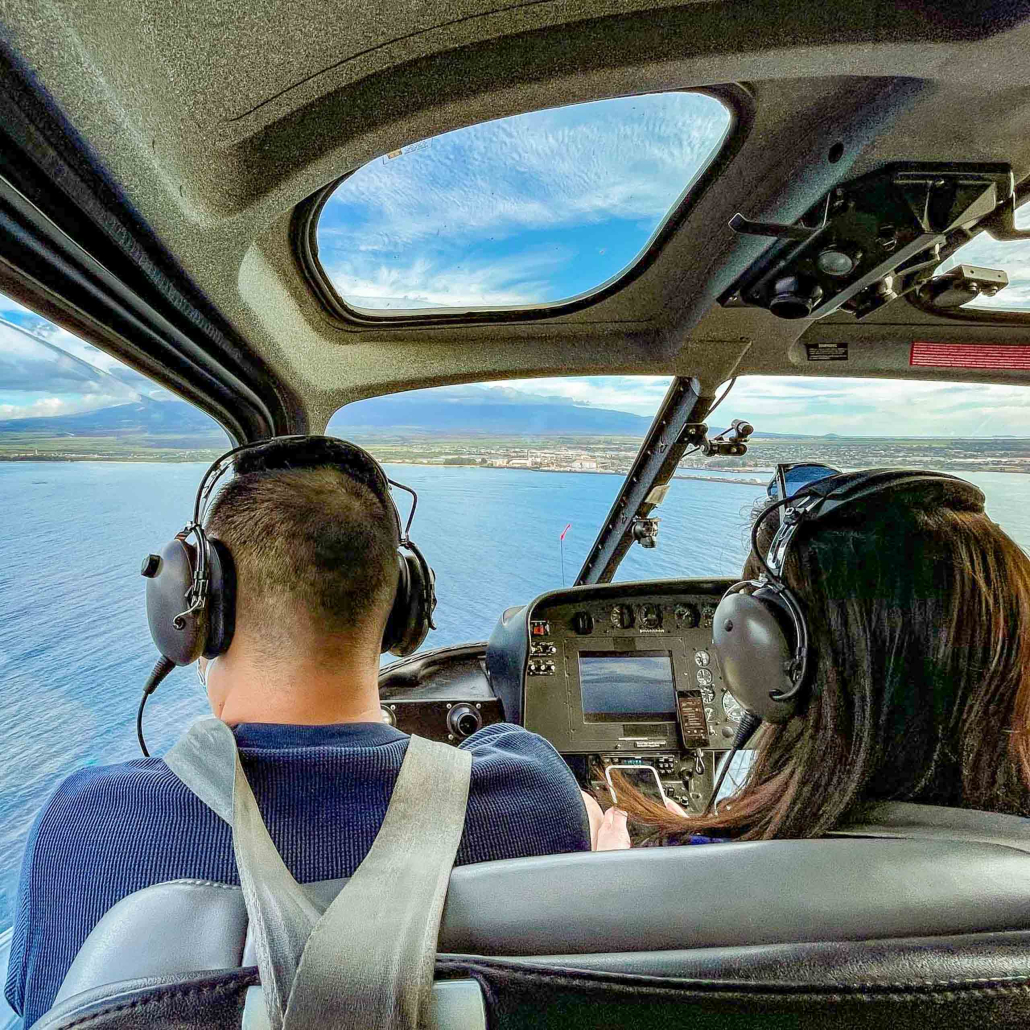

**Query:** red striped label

left=910, top=341, right=1030, bottom=370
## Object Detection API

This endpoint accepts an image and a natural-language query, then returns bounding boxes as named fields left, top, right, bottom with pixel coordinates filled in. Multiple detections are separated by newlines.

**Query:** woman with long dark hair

left=604, top=465, right=1030, bottom=846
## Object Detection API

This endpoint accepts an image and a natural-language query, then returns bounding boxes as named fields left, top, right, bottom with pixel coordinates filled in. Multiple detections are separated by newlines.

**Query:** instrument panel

left=484, top=579, right=740, bottom=809
left=522, top=585, right=740, bottom=755
left=378, top=644, right=505, bottom=741
left=385, top=579, right=745, bottom=810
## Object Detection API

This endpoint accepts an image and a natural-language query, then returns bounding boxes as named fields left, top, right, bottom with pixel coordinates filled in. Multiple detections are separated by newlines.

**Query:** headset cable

left=705, top=709, right=761, bottom=815
left=137, top=656, right=175, bottom=757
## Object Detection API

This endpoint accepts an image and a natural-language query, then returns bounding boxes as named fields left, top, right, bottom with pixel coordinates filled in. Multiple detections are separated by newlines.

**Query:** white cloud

left=325, top=247, right=570, bottom=310
left=0, top=299, right=129, bottom=372
left=727, top=376, right=1030, bottom=437
left=484, top=376, right=673, bottom=415
left=0, top=310, right=149, bottom=420
left=317, top=93, right=730, bottom=309
left=0, top=394, right=133, bottom=419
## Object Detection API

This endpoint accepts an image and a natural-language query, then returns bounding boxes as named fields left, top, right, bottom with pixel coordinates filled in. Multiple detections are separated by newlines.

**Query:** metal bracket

left=728, top=194, right=833, bottom=242
left=631, top=517, right=660, bottom=549
left=728, top=213, right=820, bottom=242
left=982, top=194, right=1030, bottom=242
left=577, top=380, right=705, bottom=585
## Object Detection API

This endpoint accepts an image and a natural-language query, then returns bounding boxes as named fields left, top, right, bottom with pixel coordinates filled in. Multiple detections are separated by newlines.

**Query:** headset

left=712, top=467, right=986, bottom=726
left=136, top=436, right=436, bottom=753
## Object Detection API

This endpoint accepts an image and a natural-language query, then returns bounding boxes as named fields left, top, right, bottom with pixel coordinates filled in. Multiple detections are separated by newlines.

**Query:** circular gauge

left=696, top=668, right=714, bottom=687
left=699, top=686, right=715, bottom=704
left=639, top=603, right=662, bottom=629
left=674, top=603, right=699, bottom=628
left=694, top=650, right=711, bottom=668
left=610, top=604, right=634, bottom=629
left=722, top=690, right=744, bottom=724
left=700, top=604, right=717, bottom=629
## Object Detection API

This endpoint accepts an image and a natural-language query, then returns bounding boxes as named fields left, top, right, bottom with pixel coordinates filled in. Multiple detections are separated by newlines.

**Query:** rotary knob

left=447, top=704, right=482, bottom=739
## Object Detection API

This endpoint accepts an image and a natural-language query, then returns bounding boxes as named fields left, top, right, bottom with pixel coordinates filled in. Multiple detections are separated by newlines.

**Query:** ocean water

left=0, top=461, right=1027, bottom=932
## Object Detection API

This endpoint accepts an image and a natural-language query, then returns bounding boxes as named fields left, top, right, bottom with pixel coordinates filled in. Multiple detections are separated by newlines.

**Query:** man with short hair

left=6, top=450, right=592, bottom=1026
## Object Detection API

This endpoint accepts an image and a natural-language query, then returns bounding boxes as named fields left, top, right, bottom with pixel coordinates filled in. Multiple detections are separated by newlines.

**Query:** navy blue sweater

left=6, top=721, right=589, bottom=1025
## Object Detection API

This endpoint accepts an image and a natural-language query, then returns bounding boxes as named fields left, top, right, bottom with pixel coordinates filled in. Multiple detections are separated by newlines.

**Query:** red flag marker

left=560, top=523, right=572, bottom=541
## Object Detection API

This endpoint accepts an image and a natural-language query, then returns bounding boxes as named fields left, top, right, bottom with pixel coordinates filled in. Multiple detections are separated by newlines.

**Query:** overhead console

left=723, top=163, right=1023, bottom=320
left=487, top=579, right=740, bottom=808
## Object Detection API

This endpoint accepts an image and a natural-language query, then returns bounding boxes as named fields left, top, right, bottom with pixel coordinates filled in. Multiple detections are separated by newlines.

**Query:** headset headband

left=193, top=436, right=413, bottom=539
left=175, top=435, right=422, bottom=632
left=756, top=468, right=986, bottom=581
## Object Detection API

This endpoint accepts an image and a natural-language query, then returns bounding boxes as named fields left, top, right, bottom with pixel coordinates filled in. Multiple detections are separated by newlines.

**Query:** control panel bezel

left=517, top=579, right=738, bottom=754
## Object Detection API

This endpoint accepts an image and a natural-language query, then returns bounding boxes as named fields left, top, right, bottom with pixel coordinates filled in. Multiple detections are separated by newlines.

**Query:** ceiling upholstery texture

left=2, top=0, right=1030, bottom=429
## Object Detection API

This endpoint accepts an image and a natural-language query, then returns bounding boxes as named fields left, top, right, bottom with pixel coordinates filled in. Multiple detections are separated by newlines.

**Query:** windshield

left=314, top=92, right=732, bottom=314
left=936, top=198, right=1030, bottom=311
left=615, top=374, right=1030, bottom=584
left=328, top=377, right=672, bottom=649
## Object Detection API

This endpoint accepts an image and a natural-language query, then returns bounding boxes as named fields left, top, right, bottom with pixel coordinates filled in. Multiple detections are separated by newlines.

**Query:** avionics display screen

left=579, top=651, right=676, bottom=722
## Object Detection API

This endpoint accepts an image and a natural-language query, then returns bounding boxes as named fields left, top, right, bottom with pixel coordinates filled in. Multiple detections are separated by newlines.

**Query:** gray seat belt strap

left=284, top=732, right=472, bottom=1030
left=165, top=717, right=472, bottom=1030
left=166, top=719, right=321, bottom=1024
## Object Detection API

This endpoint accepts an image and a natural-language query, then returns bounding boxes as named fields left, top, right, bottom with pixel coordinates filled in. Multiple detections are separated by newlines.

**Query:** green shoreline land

left=1, top=432, right=1029, bottom=477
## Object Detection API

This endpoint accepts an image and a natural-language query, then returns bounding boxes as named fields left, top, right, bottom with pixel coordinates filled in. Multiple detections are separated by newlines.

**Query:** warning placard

left=806, top=343, right=848, bottom=362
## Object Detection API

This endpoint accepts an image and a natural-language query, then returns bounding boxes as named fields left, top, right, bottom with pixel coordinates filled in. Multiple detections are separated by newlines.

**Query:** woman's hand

left=596, top=806, right=630, bottom=850
left=664, top=796, right=688, bottom=818
left=581, top=790, right=685, bottom=851
left=581, top=791, right=630, bottom=850
left=582, top=791, right=604, bottom=848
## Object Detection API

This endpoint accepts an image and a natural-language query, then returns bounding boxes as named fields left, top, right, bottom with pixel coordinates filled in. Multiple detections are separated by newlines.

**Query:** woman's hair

left=615, top=491, right=1030, bottom=840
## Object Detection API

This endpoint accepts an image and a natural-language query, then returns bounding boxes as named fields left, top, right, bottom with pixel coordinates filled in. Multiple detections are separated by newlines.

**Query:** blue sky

left=316, top=92, right=732, bottom=310
left=0, top=299, right=149, bottom=419
left=0, top=293, right=1028, bottom=437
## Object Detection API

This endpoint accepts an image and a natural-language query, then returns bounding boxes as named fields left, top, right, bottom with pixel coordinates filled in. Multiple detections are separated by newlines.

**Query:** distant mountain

left=0, top=397, right=228, bottom=447
left=328, top=385, right=652, bottom=436
left=0, top=385, right=652, bottom=447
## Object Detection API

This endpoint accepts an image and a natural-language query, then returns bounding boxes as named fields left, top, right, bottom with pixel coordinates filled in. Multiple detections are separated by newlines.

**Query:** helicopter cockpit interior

left=3, top=1, right=1030, bottom=1028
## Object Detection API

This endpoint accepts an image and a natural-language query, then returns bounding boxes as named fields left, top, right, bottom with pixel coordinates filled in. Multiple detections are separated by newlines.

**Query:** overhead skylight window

left=937, top=199, right=1030, bottom=311
left=313, top=92, right=732, bottom=315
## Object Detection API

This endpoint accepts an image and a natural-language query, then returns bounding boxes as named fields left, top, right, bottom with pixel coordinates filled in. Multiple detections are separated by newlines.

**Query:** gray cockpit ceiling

left=3, top=0, right=1030, bottom=431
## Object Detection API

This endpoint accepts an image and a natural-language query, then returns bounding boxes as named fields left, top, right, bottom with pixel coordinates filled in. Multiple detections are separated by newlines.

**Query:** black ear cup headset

left=705, top=466, right=985, bottom=810
left=135, top=435, right=437, bottom=755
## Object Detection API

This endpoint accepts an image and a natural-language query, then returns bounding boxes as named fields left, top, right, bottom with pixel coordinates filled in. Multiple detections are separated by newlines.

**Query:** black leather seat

left=34, top=806, right=1030, bottom=1030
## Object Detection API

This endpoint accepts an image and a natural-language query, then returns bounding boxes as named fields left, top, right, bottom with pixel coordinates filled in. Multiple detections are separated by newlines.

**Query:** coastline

left=0, top=453, right=762, bottom=483
left=3, top=452, right=1028, bottom=479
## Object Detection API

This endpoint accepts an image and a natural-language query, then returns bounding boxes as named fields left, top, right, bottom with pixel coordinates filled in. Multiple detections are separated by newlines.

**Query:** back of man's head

left=206, top=466, right=400, bottom=662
